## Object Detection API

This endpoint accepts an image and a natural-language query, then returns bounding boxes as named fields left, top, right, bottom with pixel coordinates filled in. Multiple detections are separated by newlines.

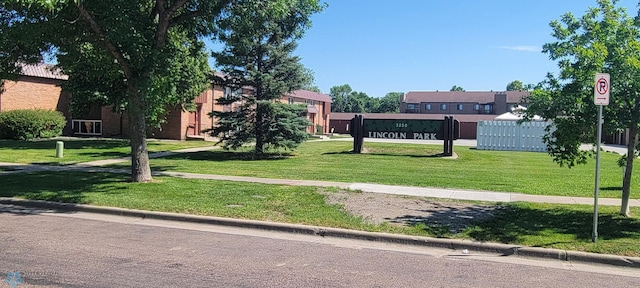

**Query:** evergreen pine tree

left=210, top=0, right=324, bottom=154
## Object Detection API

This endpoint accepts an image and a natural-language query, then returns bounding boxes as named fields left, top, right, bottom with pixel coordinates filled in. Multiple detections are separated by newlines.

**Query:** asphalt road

left=1, top=206, right=638, bottom=288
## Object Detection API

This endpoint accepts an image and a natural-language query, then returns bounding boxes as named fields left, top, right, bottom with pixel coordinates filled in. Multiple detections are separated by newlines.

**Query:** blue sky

left=281, top=0, right=638, bottom=97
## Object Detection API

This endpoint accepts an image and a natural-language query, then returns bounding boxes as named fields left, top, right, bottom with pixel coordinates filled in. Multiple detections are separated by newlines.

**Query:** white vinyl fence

left=476, top=120, right=549, bottom=152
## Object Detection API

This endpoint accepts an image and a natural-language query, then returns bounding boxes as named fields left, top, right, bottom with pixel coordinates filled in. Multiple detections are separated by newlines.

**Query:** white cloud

left=499, top=45, right=541, bottom=52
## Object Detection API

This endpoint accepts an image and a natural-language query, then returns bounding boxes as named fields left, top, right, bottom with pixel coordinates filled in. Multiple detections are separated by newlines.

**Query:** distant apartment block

left=400, top=91, right=530, bottom=115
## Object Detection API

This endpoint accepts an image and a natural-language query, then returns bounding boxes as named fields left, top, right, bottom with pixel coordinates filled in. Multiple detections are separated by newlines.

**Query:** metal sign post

left=593, top=73, right=610, bottom=243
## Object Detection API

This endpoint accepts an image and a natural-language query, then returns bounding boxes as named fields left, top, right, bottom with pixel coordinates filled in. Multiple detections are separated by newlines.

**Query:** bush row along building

left=0, top=63, right=332, bottom=140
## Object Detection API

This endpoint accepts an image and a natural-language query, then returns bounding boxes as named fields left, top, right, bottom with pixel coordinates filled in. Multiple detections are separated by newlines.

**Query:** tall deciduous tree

left=523, top=0, right=640, bottom=216
left=348, top=91, right=369, bottom=113
left=300, top=68, right=321, bottom=93
left=507, top=80, right=534, bottom=91
left=0, top=0, right=230, bottom=182
left=329, top=85, right=401, bottom=113
left=329, top=84, right=352, bottom=112
left=210, top=0, right=323, bottom=154
left=376, top=92, right=402, bottom=113
left=506, top=80, right=524, bottom=91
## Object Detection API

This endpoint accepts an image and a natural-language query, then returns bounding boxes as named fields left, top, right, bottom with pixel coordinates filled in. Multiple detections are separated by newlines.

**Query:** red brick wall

left=459, top=122, right=476, bottom=139
left=101, top=106, right=128, bottom=138
left=1, top=76, right=72, bottom=135
left=151, top=106, right=188, bottom=140
left=279, top=95, right=331, bottom=134
left=199, top=88, right=215, bottom=134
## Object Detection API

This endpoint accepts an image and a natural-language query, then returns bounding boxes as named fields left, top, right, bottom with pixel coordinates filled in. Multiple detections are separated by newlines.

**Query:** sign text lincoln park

left=350, top=115, right=459, bottom=156
left=363, top=119, right=448, bottom=140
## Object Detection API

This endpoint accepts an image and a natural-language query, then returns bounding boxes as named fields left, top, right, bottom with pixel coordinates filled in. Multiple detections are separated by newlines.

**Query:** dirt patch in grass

left=324, top=191, right=503, bottom=233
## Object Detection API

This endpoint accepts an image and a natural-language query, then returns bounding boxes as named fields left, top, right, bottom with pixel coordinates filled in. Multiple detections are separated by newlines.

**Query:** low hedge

left=0, top=109, right=67, bottom=140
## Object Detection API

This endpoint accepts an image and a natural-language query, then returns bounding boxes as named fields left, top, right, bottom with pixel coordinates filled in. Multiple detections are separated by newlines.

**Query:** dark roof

left=213, top=72, right=332, bottom=104
left=289, top=90, right=332, bottom=103
left=19, top=63, right=68, bottom=80
left=403, top=91, right=528, bottom=104
left=330, top=112, right=498, bottom=123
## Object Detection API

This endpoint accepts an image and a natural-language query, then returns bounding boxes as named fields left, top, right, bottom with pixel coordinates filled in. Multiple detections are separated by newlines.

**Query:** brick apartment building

left=100, top=86, right=332, bottom=140
left=0, top=63, right=72, bottom=134
left=1, top=64, right=331, bottom=140
left=400, top=91, right=529, bottom=115
left=282, top=90, right=332, bottom=134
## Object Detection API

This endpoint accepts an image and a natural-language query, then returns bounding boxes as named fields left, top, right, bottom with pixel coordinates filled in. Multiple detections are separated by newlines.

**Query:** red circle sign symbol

left=597, top=77, right=609, bottom=95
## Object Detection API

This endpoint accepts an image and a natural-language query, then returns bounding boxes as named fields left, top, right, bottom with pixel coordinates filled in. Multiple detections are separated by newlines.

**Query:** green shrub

left=0, top=109, right=67, bottom=140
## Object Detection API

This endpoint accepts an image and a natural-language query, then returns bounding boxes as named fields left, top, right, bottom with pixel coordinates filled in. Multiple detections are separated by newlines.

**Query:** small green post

left=56, top=141, right=64, bottom=158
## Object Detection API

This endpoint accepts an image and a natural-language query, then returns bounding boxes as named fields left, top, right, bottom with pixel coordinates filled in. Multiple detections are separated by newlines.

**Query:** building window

left=474, top=104, right=480, bottom=111
left=425, top=104, right=431, bottom=111
left=457, top=104, right=463, bottom=111
left=288, top=97, right=295, bottom=104
left=407, top=103, right=418, bottom=109
left=484, top=104, right=493, bottom=113
left=440, top=104, right=447, bottom=111
left=232, top=88, right=242, bottom=98
left=224, top=87, right=242, bottom=99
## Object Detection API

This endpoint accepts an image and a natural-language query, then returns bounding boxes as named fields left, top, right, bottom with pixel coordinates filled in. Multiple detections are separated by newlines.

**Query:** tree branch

left=74, top=2, right=133, bottom=79
left=153, top=0, right=189, bottom=49
left=166, top=0, right=190, bottom=18
left=169, top=10, right=204, bottom=27
left=168, top=0, right=233, bottom=28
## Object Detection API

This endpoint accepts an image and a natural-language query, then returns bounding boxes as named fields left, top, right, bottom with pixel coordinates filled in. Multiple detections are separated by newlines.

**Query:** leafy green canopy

left=329, top=84, right=401, bottom=113
left=1, top=1, right=214, bottom=126
left=0, top=0, right=232, bottom=182
left=523, top=0, right=640, bottom=216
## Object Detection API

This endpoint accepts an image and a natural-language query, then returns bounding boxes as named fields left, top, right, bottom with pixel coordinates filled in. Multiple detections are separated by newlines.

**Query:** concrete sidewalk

left=1, top=141, right=638, bottom=206
left=3, top=162, right=636, bottom=206
left=158, top=171, right=640, bottom=206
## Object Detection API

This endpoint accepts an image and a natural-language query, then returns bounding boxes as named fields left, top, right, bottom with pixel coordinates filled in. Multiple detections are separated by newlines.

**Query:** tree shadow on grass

left=387, top=204, right=640, bottom=245
left=385, top=205, right=500, bottom=237
left=322, top=151, right=447, bottom=158
left=0, top=139, right=129, bottom=150
left=0, top=171, right=128, bottom=204
left=158, top=150, right=293, bottom=162
left=466, top=204, right=640, bottom=245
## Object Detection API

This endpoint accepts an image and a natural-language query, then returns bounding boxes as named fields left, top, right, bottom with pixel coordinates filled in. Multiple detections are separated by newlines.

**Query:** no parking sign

left=594, top=73, right=610, bottom=105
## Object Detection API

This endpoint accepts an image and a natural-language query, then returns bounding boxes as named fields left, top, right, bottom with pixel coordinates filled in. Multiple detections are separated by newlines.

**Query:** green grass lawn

left=463, top=202, right=640, bottom=257
left=0, top=138, right=217, bottom=164
left=145, top=141, right=634, bottom=198
left=2, top=171, right=639, bottom=256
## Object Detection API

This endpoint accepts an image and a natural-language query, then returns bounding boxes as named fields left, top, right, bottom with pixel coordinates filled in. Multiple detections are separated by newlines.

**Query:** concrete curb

left=2, top=198, right=639, bottom=268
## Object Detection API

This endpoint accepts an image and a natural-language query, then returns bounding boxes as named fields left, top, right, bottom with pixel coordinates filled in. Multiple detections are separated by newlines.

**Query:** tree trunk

left=254, top=104, right=264, bottom=155
left=127, top=83, right=153, bottom=182
left=620, top=125, right=638, bottom=217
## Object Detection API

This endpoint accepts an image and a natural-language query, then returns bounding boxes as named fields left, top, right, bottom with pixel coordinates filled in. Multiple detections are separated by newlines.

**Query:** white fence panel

left=476, top=120, right=549, bottom=152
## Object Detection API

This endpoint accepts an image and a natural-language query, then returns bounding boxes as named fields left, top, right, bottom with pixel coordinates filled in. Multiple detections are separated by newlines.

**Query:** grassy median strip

left=463, top=202, right=640, bottom=256
left=0, top=139, right=216, bottom=164
left=0, top=171, right=377, bottom=229
left=147, top=141, right=634, bottom=198
left=1, top=171, right=639, bottom=256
